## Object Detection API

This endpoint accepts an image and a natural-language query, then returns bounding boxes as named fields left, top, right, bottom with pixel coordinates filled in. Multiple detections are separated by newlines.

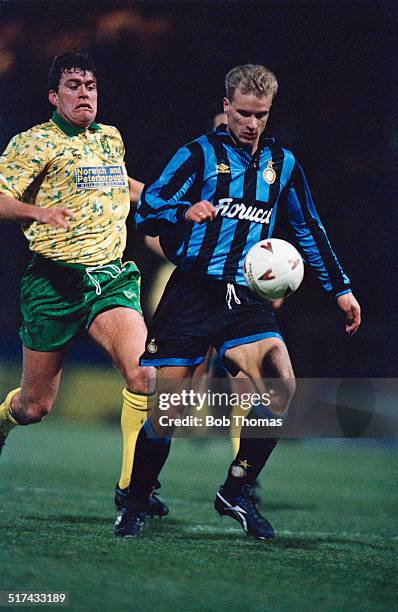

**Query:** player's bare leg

left=214, top=337, right=295, bottom=540
left=150, top=365, right=193, bottom=435
left=225, top=336, right=296, bottom=415
left=88, top=307, right=155, bottom=395
left=0, top=346, right=67, bottom=453
left=87, top=306, right=168, bottom=518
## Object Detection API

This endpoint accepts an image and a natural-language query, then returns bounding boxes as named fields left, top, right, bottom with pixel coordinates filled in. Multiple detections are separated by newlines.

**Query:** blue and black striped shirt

left=135, top=125, right=351, bottom=296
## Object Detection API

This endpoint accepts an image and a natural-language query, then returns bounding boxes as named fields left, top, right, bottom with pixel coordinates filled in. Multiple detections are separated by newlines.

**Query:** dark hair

left=47, top=52, right=97, bottom=91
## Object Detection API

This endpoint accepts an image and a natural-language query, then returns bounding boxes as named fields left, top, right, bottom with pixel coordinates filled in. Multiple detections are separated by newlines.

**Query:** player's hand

left=35, top=208, right=74, bottom=230
left=336, top=292, right=361, bottom=335
left=185, top=200, right=216, bottom=223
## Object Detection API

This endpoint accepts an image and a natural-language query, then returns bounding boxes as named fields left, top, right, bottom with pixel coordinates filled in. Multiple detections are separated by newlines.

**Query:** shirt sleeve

left=286, top=160, right=351, bottom=296
left=135, top=142, right=203, bottom=236
left=0, top=130, right=50, bottom=200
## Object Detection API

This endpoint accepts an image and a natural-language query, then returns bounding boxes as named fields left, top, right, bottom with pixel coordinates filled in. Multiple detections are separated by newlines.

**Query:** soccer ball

left=243, top=238, right=304, bottom=300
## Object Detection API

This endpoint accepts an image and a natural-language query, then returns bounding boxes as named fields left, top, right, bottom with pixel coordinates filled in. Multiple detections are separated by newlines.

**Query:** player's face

left=48, top=69, right=98, bottom=128
left=224, top=88, right=272, bottom=153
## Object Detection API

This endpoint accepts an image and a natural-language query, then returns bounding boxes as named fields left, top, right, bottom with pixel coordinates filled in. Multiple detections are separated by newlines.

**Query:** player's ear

left=48, top=90, right=58, bottom=107
left=223, top=97, right=230, bottom=115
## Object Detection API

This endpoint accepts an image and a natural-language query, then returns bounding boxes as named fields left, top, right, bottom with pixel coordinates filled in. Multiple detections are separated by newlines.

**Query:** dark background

left=0, top=0, right=396, bottom=376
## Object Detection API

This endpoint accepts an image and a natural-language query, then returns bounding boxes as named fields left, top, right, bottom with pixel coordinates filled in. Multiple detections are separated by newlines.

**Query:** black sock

left=223, top=437, right=278, bottom=497
left=224, top=406, right=278, bottom=497
left=128, top=419, right=171, bottom=503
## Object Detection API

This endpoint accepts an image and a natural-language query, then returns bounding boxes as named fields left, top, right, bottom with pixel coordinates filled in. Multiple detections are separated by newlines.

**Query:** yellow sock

left=118, top=388, right=153, bottom=490
left=230, top=404, right=247, bottom=457
left=0, top=388, right=20, bottom=435
left=230, top=433, right=240, bottom=457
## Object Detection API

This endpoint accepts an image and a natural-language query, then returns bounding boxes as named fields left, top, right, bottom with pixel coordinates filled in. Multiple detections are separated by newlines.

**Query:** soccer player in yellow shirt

left=0, top=52, right=168, bottom=525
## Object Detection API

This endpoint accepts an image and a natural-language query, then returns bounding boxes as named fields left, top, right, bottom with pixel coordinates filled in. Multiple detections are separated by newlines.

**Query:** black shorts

left=140, top=269, right=283, bottom=372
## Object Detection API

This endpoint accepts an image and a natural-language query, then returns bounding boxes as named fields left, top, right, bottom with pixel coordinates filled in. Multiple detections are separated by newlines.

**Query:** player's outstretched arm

left=336, top=292, right=361, bottom=335
left=185, top=200, right=216, bottom=223
left=0, top=193, right=73, bottom=229
left=128, top=178, right=145, bottom=207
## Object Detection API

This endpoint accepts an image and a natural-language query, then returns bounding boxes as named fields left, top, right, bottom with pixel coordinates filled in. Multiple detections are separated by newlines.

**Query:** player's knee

left=268, top=378, right=296, bottom=414
left=126, top=365, right=156, bottom=395
left=284, top=376, right=296, bottom=399
left=15, top=397, right=53, bottom=424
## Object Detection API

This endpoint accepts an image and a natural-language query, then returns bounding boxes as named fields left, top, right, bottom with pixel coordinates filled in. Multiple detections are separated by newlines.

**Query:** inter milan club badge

left=147, top=339, right=158, bottom=354
left=263, top=160, right=276, bottom=185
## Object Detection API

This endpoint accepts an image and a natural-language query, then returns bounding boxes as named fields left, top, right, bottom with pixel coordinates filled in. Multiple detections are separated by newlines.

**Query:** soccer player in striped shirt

left=114, top=64, right=361, bottom=539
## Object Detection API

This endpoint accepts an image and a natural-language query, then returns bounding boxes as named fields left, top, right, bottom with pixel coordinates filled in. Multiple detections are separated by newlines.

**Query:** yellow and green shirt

left=0, top=112, right=130, bottom=265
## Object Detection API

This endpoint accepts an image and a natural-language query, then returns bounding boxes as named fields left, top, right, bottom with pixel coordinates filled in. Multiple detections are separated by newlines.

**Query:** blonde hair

left=225, top=64, right=278, bottom=101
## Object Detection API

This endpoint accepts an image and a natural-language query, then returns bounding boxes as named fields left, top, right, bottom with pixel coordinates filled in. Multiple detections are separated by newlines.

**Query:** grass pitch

left=1, top=419, right=396, bottom=611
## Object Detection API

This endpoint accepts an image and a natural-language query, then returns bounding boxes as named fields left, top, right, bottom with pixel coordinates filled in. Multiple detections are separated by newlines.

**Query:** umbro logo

left=217, top=163, right=230, bottom=174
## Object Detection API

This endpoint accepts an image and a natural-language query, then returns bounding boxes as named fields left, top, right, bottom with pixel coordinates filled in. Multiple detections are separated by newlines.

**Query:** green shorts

left=19, top=254, right=143, bottom=351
